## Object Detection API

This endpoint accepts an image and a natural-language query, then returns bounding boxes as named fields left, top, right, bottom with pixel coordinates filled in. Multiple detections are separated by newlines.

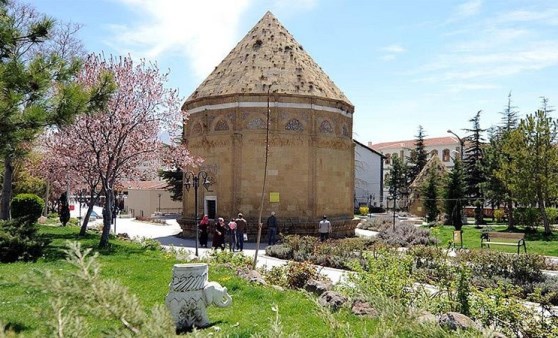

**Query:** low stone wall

left=177, top=217, right=358, bottom=240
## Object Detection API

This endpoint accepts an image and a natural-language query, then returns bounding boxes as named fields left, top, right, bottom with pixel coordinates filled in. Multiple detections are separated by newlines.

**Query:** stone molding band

left=187, top=101, right=353, bottom=117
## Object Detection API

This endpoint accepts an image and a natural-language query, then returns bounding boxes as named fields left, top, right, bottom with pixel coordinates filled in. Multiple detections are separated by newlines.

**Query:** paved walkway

left=100, top=217, right=348, bottom=284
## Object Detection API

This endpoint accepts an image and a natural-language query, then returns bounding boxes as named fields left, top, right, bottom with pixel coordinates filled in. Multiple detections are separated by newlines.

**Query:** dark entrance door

left=207, top=200, right=216, bottom=220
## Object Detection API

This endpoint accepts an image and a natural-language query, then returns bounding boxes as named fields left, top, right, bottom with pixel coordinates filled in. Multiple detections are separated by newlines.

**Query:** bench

left=480, top=232, right=527, bottom=254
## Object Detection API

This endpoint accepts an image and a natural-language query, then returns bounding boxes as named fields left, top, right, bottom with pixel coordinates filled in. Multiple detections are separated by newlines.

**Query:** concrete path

left=97, top=217, right=348, bottom=284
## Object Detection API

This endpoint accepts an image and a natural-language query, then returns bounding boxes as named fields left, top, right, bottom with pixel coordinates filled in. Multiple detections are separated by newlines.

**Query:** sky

left=29, top=0, right=558, bottom=145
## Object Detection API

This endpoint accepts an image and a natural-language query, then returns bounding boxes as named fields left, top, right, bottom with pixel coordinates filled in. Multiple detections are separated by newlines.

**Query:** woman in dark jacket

left=199, top=215, right=209, bottom=247
left=212, top=217, right=226, bottom=250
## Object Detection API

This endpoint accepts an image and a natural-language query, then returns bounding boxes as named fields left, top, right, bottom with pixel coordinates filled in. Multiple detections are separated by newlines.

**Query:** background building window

left=442, top=149, right=450, bottom=162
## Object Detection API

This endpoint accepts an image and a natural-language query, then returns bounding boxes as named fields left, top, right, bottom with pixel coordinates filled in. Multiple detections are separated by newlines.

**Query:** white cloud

left=106, top=0, right=253, bottom=81
left=379, top=44, right=405, bottom=61
left=381, top=44, right=406, bottom=53
left=456, top=0, right=482, bottom=18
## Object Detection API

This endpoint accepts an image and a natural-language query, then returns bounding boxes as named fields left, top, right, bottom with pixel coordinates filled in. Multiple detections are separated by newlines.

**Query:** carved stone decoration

left=342, top=125, right=350, bottom=137
left=248, top=117, right=266, bottom=129
left=214, top=119, right=229, bottom=131
left=319, top=120, right=334, bottom=134
left=285, top=118, right=304, bottom=131
left=166, top=263, right=232, bottom=331
left=191, top=122, right=202, bottom=135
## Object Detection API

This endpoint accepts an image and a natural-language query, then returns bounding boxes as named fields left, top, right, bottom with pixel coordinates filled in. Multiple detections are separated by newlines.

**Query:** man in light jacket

left=318, top=215, right=331, bottom=242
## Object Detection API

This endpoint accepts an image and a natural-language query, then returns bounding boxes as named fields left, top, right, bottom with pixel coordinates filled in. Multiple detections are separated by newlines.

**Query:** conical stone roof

left=186, top=11, right=352, bottom=106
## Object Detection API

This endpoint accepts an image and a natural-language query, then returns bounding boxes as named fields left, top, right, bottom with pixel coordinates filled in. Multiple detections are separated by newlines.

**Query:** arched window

left=385, top=153, right=391, bottom=165
left=192, top=122, right=202, bottom=135
left=319, top=120, right=334, bottom=134
left=392, top=153, right=398, bottom=160
left=430, top=149, right=438, bottom=157
left=384, top=173, right=390, bottom=185
left=214, top=119, right=229, bottom=131
left=248, top=118, right=266, bottom=129
left=285, top=118, right=304, bottom=131
left=442, top=149, right=450, bottom=162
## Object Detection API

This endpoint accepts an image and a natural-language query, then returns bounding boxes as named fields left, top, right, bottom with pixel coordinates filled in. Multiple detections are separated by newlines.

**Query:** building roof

left=186, top=11, right=351, bottom=106
left=354, top=139, right=385, bottom=158
left=369, top=136, right=459, bottom=152
left=120, top=180, right=168, bottom=191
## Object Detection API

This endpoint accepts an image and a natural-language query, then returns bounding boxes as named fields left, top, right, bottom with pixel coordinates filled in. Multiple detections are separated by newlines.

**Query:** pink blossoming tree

left=48, top=53, right=187, bottom=247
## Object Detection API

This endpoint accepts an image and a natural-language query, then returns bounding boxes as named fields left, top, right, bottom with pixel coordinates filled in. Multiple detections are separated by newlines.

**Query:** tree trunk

left=1, top=155, right=14, bottom=220
left=538, top=194, right=552, bottom=235
left=99, top=188, right=113, bottom=248
left=506, top=198, right=515, bottom=230
left=79, top=194, right=99, bottom=236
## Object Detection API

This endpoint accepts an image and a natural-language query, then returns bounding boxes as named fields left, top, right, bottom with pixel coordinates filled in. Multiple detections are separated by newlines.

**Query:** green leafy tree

left=444, top=159, right=466, bottom=230
left=497, top=98, right=558, bottom=235
left=0, top=1, right=112, bottom=220
left=407, top=125, right=428, bottom=185
left=422, top=169, right=440, bottom=223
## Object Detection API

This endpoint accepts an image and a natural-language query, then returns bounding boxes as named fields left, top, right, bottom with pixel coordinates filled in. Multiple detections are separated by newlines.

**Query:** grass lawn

left=0, top=225, right=378, bottom=337
left=430, top=223, right=558, bottom=257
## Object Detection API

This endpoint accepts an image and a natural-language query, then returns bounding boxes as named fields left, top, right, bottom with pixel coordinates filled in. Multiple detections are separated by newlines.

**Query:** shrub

left=458, top=250, right=545, bottom=285
left=342, top=249, right=414, bottom=304
left=284, top=261, right=318, bottom=289
left=10, top=193, right=44, bottom=222
left=359, top=206, right=369, bottom=216
left=0, top=217, right=50, bottom=262
left=376, top=223, right=439, bottom=247
left=513, top=208, right=540, bottom=229
left=545, top=207, right=558, bottom=224
left=493, top=209, right=505, bottom=223
left=265, top=244, right=293, bottom=260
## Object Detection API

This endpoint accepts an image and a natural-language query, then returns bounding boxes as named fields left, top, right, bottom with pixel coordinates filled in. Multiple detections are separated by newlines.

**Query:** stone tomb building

left=179, top=12, right=356, bottom=238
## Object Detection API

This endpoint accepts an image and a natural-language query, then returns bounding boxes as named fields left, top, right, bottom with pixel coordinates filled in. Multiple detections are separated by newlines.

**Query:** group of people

left=198, top=213, right=248, bottom=252
left=197, top=212, right=333, bottom=250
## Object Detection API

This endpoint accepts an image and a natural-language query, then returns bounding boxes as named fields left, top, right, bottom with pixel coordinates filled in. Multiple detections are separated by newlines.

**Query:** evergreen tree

left=483, top=93, right=519, bottom=229
left=444, top=159, right=466, bottom=230
left=0, top=1, right=112, bottom=220
left=59, top=192, right=70, bottom=226
left=386, top=156, right=407, bottom=209
left=158, top=167, right=183, bottom=201
left=422, top=169, right=440, bottom=223
left=463, top=111, right=487, bottom=225
left=407, top=125, right=428, bottom=185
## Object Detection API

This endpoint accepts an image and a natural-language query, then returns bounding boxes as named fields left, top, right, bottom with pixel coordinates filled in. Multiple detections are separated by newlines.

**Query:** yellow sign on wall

left=270, top=192, right=280, bottom=203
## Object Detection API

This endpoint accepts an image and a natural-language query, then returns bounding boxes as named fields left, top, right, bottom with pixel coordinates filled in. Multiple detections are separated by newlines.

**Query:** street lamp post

left=158, top=193, right=162, bottom=213
left=447, top=129, right=464, bottom=161
left=184, top=171, right=211, bottom=256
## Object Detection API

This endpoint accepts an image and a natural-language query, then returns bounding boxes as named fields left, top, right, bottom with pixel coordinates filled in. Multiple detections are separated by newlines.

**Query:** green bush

left=0, top=217, right=50, bottom=262
left=493, top=209, right=505, bottom=223
left=545, top=207, right=558, bottom=224
left=513, top=208, right=540, bottom=228
left=10, top=193, right=44, bottom=222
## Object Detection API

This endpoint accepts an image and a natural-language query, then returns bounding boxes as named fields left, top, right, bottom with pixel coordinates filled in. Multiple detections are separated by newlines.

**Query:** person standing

left=212, top=217, right=226, bottom=251
left=318, top=215, right=331, bottom=242
left=235, top=213, right=247, bottom=251
left=227, top=218, right=237, bottom=252
left=199, top=215, right=210, bottom=248
left=266, top=211, right=278, bottom=245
